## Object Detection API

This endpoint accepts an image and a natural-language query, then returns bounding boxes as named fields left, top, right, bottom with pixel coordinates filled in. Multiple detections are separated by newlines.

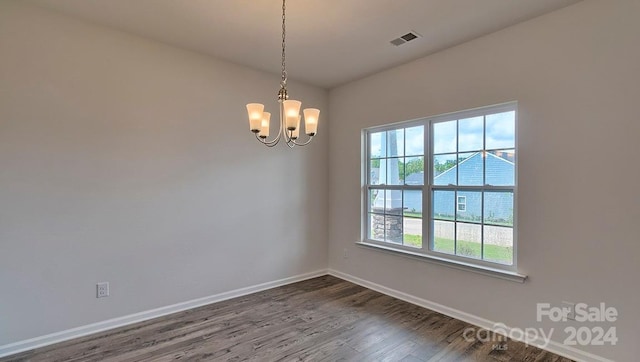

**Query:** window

left=367, top=125, right=425, bottom=248
left=457, top=196, right=467, bottom=212
left=364, top=103, right=517, bottom=270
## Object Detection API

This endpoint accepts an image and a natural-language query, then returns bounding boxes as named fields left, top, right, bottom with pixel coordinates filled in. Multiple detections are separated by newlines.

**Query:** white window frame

left=456, top=196, right=467, bottom=212
left=360, top=102, right=526, bottom=282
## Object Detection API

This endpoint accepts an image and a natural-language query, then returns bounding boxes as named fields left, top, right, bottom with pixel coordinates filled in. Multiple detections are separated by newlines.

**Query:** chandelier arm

left=274, top=100, right=287, bottom=143
left=283, top=128, right=293, bottom=144
left=255, top=133, right=280, bottom=147
left=258, top=132, right=281, bottom=146
left=281, top=114, right=295, bottom=144
left=255, top=100, right=286, bottom=146
left=285, top=139, right=296, bottom=148
left=289, top=135, right=315, bottom=147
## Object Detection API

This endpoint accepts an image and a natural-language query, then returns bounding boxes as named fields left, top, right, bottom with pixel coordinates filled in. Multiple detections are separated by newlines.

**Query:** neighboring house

left=404, top=171, right=423, bottom=185
left=432, top=152, right=514, bottom=222
left=372, top=151, right=513, bottom=223
left=403, top=171, right=424, bottom=213
left=433, top=151, right=514, bottom=186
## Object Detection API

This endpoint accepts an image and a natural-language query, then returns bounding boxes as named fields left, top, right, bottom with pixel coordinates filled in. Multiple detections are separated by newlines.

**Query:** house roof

left=433, top=151, right=514, bottom=183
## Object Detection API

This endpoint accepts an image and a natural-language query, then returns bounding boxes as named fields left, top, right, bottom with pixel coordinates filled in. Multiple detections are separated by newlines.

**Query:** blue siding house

left=433, top=151, right=514, bottom=186
left=432, top=152, right=514, bottom=223
left=373, top=151, right=514, bottom=224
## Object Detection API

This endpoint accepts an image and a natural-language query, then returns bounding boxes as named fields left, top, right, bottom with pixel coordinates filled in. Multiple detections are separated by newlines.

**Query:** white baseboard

left=0, top=269, right=328, bottom=359
left=327, top=269, right=612, bottom=362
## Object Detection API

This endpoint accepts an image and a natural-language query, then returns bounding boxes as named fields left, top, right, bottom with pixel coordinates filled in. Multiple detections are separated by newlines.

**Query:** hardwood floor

left=2, top=276, right=573, bottom=361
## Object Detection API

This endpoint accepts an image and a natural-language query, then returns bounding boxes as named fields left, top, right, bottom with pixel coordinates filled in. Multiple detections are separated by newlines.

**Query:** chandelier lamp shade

left=245, top=0, right=319, bottom=148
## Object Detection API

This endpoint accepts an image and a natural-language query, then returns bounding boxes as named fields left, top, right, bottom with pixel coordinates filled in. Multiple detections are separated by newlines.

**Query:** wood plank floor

left=2, top=276, right=573, bottom=361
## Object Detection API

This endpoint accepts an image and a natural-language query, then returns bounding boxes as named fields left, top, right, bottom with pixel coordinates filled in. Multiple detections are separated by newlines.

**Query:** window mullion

left=423, top=119, right=430, bottom=253
left=481, top=115, right=486, bottom=260
left=367, top=185, right=422, bottom=191
left=454, top=119, right=459, bottom=256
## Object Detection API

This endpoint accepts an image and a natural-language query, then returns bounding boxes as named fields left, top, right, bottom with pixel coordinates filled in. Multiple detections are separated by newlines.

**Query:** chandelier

left=245, top=0, right=320, bottom=148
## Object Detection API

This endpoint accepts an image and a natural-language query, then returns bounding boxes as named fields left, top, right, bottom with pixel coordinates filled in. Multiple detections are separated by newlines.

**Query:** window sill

left=355, top=241, right=528, bottom=283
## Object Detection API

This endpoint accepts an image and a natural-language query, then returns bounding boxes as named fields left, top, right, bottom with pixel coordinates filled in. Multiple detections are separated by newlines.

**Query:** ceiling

left=30, top=0, right=580, bottom=88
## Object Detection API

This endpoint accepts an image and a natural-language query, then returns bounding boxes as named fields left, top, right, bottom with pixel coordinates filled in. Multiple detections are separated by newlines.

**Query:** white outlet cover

left=97, top=282, right=110, bottom=298
left=561, top=301, right=575, bottom=320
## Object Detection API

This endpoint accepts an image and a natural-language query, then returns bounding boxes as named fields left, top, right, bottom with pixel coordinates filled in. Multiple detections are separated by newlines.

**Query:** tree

left=371, top=157, right=426, bottom=181
left=403, top=158, right=424, bottom=180
left=434, top=159, right=456, bottom=175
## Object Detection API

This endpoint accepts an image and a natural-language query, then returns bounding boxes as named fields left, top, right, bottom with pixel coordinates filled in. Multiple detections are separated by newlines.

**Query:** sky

left=370, top=111, right=515, bottom=158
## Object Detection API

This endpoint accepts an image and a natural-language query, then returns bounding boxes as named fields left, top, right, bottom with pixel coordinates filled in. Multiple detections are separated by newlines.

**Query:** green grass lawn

left=403, top=212, right=423, bottom=218
left=403, top=234, right=512, bottom=265
left=433, top=215, right=513, bottom=227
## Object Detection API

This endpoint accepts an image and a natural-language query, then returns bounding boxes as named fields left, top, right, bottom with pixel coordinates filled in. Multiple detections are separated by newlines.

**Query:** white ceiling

left=30, top=0, right=580, bottom=88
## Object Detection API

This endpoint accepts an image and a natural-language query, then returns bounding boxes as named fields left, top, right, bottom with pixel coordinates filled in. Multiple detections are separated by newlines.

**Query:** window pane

left=385, top=190, right=403, bottom=215
left=404, top=156, right=424, bottom=185
left=458, top=116, right=483, bottom=152
left=405, top=126, right=424, bottom=156
left=433, top=220, right=454, bottom=255
left=433, top=154, right=457, bottom=185
left=457, top=196, right=466, bottom=212
left=387, top=129, right=404, bottom=157
left=483, top=225, right=513, bottom=265
left=403, top=190, right=422, bottom=218
left=456, top=191, right=482, bottom=223
left=371, top=189, right=384, bottom=212
left=385, top=214, right=403, bottom=244
left=458, top=152, right=483, bottom=186
left=486, top=150, right=515, bottom=186
left=386, top=158, right=404, bottom=185
left=371, top=189, right=402, bottom=215
left=433, top=120, right=457, bottom=154
left=369, top=213, right=384, bottom=241
left=368, top=189, right=382, bottom=213
left=456, top=222, right=481, bottom=259
left=370, top=131, right=386, bottom=158
left=369, top=159, right=383, bottom=185
left=484, top=191, right=514, bottom=227
left=433, top=190, right=454, bottom=221
left=403, top=217, right=422, bottom=248
left=486, top=111, right=515, bottom=150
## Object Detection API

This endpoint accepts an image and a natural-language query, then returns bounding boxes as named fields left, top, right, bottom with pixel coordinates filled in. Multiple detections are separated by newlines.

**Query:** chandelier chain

left=280, top=0, right=287, bottom=88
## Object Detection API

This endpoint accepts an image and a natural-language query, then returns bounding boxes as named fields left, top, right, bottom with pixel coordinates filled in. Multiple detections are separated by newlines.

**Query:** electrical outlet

left=97, top=282, right=110, bottom=298
left=343, top=248, right=348, bottom=259
left=562, top=301, right=575, bottom=320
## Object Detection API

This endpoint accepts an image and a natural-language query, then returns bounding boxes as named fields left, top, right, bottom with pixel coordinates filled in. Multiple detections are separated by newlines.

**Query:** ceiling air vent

left=390, top=31, right=421, bottom=46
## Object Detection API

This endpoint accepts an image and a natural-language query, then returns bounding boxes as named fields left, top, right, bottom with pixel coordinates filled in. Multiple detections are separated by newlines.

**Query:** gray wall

left=0, top=1, right=328, bottom=344
left=328, top=1, right=639, bottom=361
